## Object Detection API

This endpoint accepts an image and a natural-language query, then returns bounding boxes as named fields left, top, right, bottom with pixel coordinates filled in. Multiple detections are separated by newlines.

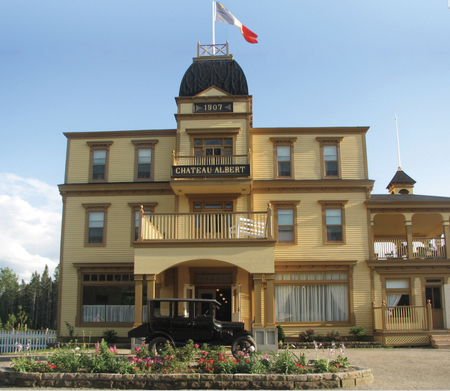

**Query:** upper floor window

left=82, top=203, right=111, bottom=247
left=316, top=137, right=343, bottom=179
left=132, top=140, right=158, bottom=181
left=270, top=138, right=297, bottom=179
left=194, top=138, right=233, bottom=165
left=87, top=141, right=113, bottom=183
left=271, top=201, right=300, bottom=244
left=319, top=201, right=347, bottom=244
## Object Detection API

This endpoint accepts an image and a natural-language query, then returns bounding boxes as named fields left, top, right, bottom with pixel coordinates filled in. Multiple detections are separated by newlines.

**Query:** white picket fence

left=0, top=330, right=57, bottom=353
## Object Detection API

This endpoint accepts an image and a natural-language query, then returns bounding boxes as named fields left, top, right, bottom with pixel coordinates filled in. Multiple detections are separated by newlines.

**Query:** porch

left=372, top=301, right=450, bottom=346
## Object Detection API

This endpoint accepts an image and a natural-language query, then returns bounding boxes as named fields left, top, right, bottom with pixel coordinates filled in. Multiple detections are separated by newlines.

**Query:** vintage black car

left=128, top=298, right=256, bottom=358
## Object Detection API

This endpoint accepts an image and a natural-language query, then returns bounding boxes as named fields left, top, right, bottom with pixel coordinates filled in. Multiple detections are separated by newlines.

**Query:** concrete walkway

left=0, top=347, right=449, bottom=389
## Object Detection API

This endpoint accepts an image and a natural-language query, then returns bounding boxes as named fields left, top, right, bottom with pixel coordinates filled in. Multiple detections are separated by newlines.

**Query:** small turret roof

left=386, top=168, right=416, bottom=190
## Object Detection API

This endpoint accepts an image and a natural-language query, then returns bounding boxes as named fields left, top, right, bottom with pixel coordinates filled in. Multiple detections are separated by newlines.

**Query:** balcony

left=374, top=237, right=446, bottom=260
left=135, top=209, right=273, bottom=242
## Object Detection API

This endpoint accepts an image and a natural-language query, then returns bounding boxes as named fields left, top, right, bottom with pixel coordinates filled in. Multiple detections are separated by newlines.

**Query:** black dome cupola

left=179, top=56, right=248, bottom=97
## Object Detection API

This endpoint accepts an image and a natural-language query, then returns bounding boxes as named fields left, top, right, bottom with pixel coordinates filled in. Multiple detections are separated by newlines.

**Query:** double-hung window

left=319, top=201, right=347, bottom=244
left=83, top=204, right=110, bottom=247
left=87, top=141, right=113, bottom=183
left=271, top=201, right=299, bottom=244
left=316, top=137, right=343, bottom=179
left=270, top=138, right=297, bottom=179
left=132, top=140, right=158, bottom=181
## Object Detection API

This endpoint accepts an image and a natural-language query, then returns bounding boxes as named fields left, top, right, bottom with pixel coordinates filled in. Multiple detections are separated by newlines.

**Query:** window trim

left=74, top=264, right=136, bottom=327
left=271, top=201, right=300, bottom=245
left=270, top=138, right=297, bottom=179
left=87, top=141, right=113, bottom=183
left=318, top=200, right=348, bottom=245
left=82, top=203, right=111, bottom=247
left=132, top=140, right=159, bottom=182
left=274, top=264, right=354, bottom=326
left=129, top=202, right=158, bottom=242
left=382, top=277, right=414, bottom=306
left=316, top=137, right=343, bottom=179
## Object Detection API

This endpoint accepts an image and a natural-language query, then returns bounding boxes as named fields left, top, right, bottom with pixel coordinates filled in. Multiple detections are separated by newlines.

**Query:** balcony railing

left=136, top=209, right=273, bottom=241
left=374, top=237, right=446, bottom=260
left=173, top=154, right=249, bottom=166
left=373, top=301, right=433, bottom=332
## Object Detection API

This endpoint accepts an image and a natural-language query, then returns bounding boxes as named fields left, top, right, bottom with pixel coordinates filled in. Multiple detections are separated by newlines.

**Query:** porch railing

left=372, top=301, right=433, bottom=332
left=137, top=209, right=273, bottom=241
left=172, top=154, right=249, bottom=166
left=374, top=237, right=446, bottom=260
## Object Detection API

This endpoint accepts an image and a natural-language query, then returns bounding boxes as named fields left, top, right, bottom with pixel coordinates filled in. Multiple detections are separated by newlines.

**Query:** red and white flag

left=214, top=2, right=258, bottom=44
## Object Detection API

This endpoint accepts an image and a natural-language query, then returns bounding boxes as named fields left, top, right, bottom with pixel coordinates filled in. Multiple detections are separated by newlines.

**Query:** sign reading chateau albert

left=172, top=164, right=250, bottom=178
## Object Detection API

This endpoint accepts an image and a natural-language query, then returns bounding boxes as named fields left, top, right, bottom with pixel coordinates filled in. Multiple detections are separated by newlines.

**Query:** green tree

left=0, top=268, right=19, bottom=325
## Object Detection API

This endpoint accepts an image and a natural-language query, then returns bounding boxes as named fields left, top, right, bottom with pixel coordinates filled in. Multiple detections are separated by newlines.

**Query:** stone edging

left=0, top=367, right=373, bottom=389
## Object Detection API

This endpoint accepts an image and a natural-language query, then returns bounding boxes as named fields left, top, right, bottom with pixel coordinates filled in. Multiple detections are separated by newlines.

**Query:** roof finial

left=395, top=114, right=402, bottom=171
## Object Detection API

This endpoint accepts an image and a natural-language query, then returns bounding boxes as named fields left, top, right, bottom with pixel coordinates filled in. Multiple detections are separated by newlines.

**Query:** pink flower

left=204, top=351, right=208, bottom=356
left=135, top=347, right=139, bottom=352
left=194, top=344, right=199, bottom=348
left=95, top=341, right=100, bottom=355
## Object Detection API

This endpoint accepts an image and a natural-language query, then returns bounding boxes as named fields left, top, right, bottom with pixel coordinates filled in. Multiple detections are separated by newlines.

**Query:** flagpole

left=395, top=114, right=402, bottom=170
left=212, top=1, right=215, bottom=55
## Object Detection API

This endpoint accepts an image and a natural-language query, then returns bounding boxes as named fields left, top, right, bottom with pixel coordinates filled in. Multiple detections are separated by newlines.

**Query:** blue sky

left=1, top=0, right=449, bottom=280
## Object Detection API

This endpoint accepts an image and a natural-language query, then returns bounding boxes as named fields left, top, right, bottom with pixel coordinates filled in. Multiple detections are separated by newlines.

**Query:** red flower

left=135, top=367, right=138, bottom=370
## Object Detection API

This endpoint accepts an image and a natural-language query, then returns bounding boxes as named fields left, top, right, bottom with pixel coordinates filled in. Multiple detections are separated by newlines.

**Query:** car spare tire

left=231, top=335, right=257, bottom=358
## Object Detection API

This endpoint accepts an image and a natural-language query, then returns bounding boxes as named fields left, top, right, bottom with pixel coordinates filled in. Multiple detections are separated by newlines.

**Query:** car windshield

left=149, top=300, right=217, bottom=321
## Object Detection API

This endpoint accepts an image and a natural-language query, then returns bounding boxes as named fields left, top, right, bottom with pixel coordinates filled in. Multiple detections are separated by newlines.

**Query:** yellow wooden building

left=58, top=44, right=450, bottom=347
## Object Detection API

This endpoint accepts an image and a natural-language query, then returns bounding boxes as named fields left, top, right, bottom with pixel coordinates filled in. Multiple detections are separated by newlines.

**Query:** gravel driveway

left=299, top=346, right=450, bottom=390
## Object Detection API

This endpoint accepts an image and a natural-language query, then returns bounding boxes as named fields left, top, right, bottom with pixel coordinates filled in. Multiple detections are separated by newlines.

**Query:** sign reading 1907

left=194, top=102, right=233, bottom=113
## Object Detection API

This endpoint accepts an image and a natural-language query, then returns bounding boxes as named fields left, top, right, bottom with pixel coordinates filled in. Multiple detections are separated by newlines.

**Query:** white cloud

left=0, top=173, right=61, bottom=282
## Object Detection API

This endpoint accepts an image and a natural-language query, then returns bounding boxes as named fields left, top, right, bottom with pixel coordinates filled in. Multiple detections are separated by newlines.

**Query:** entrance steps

left=430, top=335, right=450, bottom=349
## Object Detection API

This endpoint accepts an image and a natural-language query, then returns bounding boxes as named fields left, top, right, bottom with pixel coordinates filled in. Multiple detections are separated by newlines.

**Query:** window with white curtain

left=386, top=279, right=410, bottom=306
left=81, top=272, right=147, bottom=323
left=275, top=272, right=349, bottom=322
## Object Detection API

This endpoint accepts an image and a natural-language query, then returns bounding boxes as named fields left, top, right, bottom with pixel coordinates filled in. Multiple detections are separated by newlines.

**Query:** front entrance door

left=198, top=288, right=232, bottom=322
left=426, top=284, right=444, bottom=329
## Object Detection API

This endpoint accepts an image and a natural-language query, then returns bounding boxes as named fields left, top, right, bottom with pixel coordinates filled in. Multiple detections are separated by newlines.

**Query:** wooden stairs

left=430, top=335, right=450, bottom=349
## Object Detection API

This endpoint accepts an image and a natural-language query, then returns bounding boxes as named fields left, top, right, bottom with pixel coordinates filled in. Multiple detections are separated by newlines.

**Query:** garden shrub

left=277, top=324, right=286, bottom=342
left=350, top=326, right=366, bottom=338
left=102, top=329, right=117, bottom=343
left=299, top=328, right=316, bottom=342
left=326, top=329, right=342, bottom=342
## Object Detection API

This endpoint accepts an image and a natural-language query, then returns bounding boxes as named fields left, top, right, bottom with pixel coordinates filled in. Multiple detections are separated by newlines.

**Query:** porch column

left=369, top=217, right=375, bottom=259
left=146, top=274, right=156, bottom=299
left=134, top=274, right=144, bottom=327
left=253, top=274, right=263, bottom=327
left=265, top=273, right=276, bottom=327
left=443, top=221, right=450, bottom=259
left=405, top=221, right=413, bottom=259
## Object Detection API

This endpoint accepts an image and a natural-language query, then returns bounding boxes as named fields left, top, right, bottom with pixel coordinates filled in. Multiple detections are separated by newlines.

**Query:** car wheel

left=148, top=337, right=171, bottom=355
left=231, top=336, right=257, bottom=358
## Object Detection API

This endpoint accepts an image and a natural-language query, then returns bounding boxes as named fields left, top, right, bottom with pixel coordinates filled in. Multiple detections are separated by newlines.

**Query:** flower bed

left=1, top=340, right=373, bottom=389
